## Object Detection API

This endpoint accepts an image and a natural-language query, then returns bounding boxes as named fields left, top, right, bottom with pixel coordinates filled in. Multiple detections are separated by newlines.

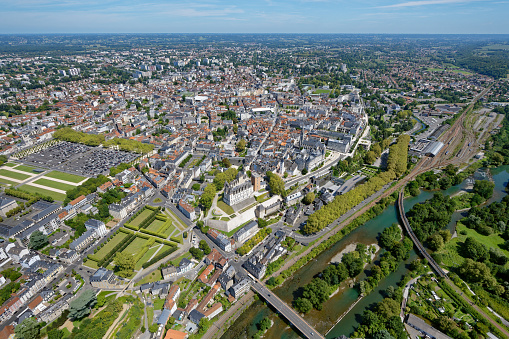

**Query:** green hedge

left=139, top=228, right=165, bottom=239
left=123, top=223, right=139, bottom=231
left=170, top=236, right=182, bottom=244
left=98, top=233, right=136, bottom=267
left=142, top=246, right=177, bottom=268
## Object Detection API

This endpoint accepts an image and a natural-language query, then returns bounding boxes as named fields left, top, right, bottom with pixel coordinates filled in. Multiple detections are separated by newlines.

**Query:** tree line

left=304, top=134, right=409, bottom=234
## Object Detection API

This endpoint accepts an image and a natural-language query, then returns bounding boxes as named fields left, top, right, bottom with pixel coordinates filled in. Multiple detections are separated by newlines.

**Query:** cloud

left=380, top=0, right=477, bottom=8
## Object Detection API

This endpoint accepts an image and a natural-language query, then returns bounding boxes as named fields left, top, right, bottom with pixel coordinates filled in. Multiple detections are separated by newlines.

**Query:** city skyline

left=0, top=0, right=508, bottom=34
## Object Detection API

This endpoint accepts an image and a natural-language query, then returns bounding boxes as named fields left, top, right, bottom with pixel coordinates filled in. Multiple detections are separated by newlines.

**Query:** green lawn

left=164, top=210, right=186, bottom=230
left=312, top=89, right=330, bottom=94
left=153, top=297, right=165, bottom=310
left=130, top=209, right=153, bottom=227
left=94, top=232, right=129, bottom=260
left=84, top=259, right=100, bottom=269
left=14, top=165, right=43, bottom=173
left=44, top=171, right=86, bottom=183
left=146, top=219, right=165, bottom=232
left=20, top=184, right=66, bottom=201
left=162, top=224, right=176, bottom=237
left=217, top=200, right=234, bottom=215
left=0, top=178, right=19, bottom=186
left=136, top=271, right=163, bottom=287
left=134, top=244, right=161, bottom=270
left=3, top=163, right=17, bottom=168
left=170, top=252, right=192, bottom=266
left=437, top=222, right=509, bottom=270
left=122, top=237, right=148, bottom=255
left=0, top=169, right=30, bottom=180
left=33, top=178, right=75, bottom=192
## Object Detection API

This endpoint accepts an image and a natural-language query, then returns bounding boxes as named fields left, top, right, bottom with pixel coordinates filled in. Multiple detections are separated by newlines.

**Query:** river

left=221, top=166, right=509, bottom=339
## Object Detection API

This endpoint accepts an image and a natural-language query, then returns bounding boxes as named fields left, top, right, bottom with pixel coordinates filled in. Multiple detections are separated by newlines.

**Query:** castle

left=223, top=172, right=254, bottom=206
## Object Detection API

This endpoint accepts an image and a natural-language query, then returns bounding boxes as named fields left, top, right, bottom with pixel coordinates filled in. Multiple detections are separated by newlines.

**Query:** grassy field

left=122, top=237, right=148, bottom=255
left=130, top=209, right=153, bottom=227
left=164, top=210, right=186, bottom=230
left=135, top=244, right=161, bottom=270
left=20, top=184, right=66, bottom=201
left=136, top=270, right=162, bottom=286
left=170, top=252, right=192, bottom=266
left=14, top=165, right=42, bottom=173
left=84, top=259, right=100, bottom=269
left=94, top=232, right=129, bottom=260
left=217, top=200, right=234, bottom=215
left=3, top=163, right=17, bottom=168
left=437, top=222, right=509, bottom=270
left=33, top=178, right=75, bottom=192
left=312, top=89, right=330, bottom=94
left=0, top=169, right=30, bottom=180
left=44, top=171, right=86, bottom=183
left=162, top=224, right=176, bottom=237
left=146, top=219, right=165, bottom=232
left=0, top=178, right=19, bottom=186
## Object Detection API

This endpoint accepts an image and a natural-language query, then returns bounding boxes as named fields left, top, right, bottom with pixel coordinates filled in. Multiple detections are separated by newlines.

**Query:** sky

left=0, top=0, right=507, bottom=34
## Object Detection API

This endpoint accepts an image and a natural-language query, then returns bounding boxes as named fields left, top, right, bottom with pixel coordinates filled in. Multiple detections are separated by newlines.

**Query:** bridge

left=250, top=279, right=325, bottom=339
left=397, top=190, right=447, bottom=278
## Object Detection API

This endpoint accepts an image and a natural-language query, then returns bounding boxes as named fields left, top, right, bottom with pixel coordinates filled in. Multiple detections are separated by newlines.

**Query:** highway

left=250, top=279, right=324, bottom=339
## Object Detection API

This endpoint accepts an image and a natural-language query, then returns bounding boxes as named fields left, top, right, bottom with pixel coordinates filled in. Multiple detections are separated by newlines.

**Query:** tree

left=473, top=180, right=495, bottom=200
left=114, top=252, right=136, bottom=277
left=428, top=234, right=444, bottom=251
left=29, top=231, right=48, bottom=250
left=47, top=329, right=64, bottom=339
left=200, top=184, right=216, bottom=211
left=69, top=290, right=97, bottom=320
left=267, top=172, right=287, bottom=198
left=149, top=324, right=159, bottom=333
left=15, top=317, right=40, bottom=339
left=365, top=151, right=377, bottom=165
left=301, top=168, right=308, bottom=175
left=199, top=240, right=211, bottom=255
left=303, top=192, right=315, bottom=205
left=293, top=297, right=313, bottom=313
left=463, top=237, right=488, bottom=262
left=236, top=139, right=247, bottom=152
left=198, top=317, right=211, bottom=334
left=221, top=158, right=231, bottom=168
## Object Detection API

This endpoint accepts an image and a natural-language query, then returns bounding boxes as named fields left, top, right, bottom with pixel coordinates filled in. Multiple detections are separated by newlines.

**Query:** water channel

left=221, top=166, right=509, bottom=339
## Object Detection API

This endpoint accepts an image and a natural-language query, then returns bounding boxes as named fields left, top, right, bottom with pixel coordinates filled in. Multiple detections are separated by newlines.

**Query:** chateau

left=223, top=172, right=253, bottom=206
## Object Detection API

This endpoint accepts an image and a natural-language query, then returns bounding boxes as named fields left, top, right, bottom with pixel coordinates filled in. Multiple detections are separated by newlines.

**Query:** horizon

left=0, top=0, right=508, bottom=35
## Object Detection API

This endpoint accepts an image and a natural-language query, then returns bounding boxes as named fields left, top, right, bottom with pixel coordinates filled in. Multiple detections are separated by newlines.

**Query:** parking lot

left=21, top=141, right=138, bottom=176
left=414, top=112, right=449, bottom=139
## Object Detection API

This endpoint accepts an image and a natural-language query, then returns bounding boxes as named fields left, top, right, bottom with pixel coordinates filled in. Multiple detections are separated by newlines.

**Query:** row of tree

left=304, top=135, right=409, bottom=234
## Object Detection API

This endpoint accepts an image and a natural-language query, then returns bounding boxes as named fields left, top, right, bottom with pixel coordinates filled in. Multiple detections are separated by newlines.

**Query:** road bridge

left=250, top=279, right=325, bottom=339
left=397, top=190, right=447, bottom=278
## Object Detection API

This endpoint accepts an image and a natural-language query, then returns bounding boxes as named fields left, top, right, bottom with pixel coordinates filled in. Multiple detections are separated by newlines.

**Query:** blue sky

left=0, top=0, right=507, bottom=34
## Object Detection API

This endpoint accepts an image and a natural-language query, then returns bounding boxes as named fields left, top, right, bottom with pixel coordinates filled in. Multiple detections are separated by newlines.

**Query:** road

left=251, top=279, right=324, bottom=339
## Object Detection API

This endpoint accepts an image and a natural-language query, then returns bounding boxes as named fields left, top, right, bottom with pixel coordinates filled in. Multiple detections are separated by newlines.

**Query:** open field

left=44, top=171, right=86, bottom=183
left=14, top=165, right=43, bottom=173
left=33, top=178, right=75, bottom=192
left=437, top=222, right=509, bottom=270
left=20, top=184, right=66, bottom=201
left=145, top=219, right=165, bottom=232
left=0, top=169, right=30, bottom=180
left=94, top=232, right=129, bottom=260
left=4, top=163, right=17, bottom=168
left=162, top=224, right=176, bottom=237
left=312, top=89, right=330, bottom=94
left=84, top=259, right=100, bottom=269
left=122, top=237, right=148, bottom=255
left=130, top=209, right=153, bottom=227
